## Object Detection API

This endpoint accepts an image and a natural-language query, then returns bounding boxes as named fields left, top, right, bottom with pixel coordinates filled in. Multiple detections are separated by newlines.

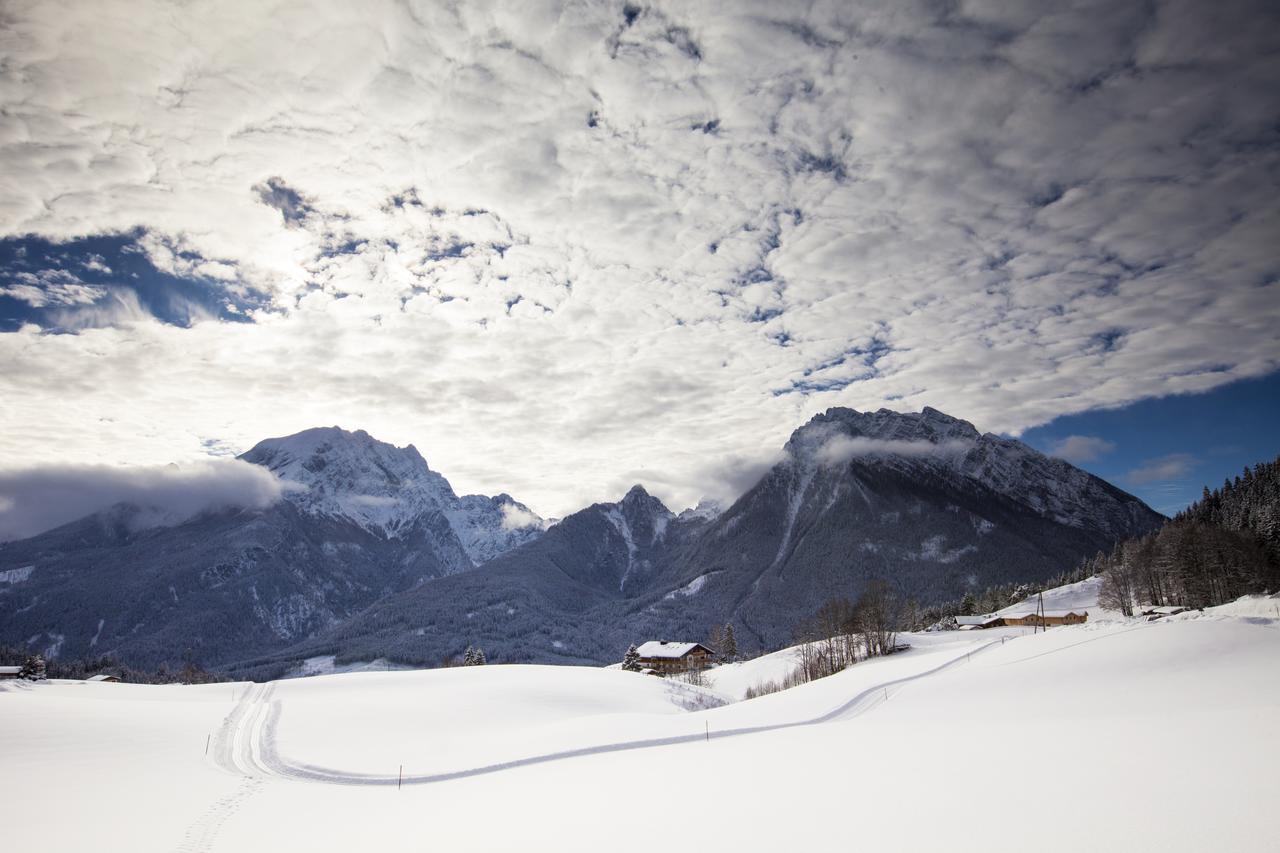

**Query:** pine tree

left=20, top=654, right=47, bottom=681
left=473, top=648, right=487, bottom=665
left=462, top=646, right=476, bottom=666
left=959, top=592, right=977, bottom=616
left=721, top=623, right=738, bottom=663
left=621, top=644, right=641, bottom=672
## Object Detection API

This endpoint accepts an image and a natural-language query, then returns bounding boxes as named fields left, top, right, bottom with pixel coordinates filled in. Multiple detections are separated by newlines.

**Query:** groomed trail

left=208, top=638, right=1004, bottom=787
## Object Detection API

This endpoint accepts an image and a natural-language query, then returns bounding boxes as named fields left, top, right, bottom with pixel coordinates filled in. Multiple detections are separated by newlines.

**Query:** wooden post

left=398, top=764, right=403, bottom=790
left=705, top=721, right=709, bottom=743
left=204, top=734, right=211, bottom=756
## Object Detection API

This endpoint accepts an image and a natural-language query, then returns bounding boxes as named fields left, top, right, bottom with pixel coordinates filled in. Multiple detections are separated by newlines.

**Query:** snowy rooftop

left=635, top=641, right=710, bottom=659
left=0, top=666, right=22, bottom=675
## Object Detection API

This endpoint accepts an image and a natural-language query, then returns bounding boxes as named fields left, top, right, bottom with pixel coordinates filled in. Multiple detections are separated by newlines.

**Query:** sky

left=0, top=0, right=1277, bottom=522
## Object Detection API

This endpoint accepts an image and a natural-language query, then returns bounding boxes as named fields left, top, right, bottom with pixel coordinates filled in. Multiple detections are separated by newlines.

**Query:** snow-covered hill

left=3, top=593, right=1276, bottom=852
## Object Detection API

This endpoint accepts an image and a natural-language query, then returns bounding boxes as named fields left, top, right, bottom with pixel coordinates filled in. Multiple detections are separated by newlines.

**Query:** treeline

left=0, top=646, right=227, bottom=684
left=1182, top=457, right=1280, bottom=557
left=1097, top=457, right=1280, bottom=615
left=747, top=580, right=905, bottom=698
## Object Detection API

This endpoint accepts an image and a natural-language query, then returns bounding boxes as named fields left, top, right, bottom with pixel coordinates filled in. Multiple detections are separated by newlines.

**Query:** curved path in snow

left=209, top=639, right=1003, bottom=787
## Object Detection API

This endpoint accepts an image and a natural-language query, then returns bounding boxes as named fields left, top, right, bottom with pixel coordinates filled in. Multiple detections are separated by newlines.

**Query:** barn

left=0, top=665, right=21, bottom=680
left=86, top=674, right=120, bottom=683
left=634, top=641, right=716, bottom=674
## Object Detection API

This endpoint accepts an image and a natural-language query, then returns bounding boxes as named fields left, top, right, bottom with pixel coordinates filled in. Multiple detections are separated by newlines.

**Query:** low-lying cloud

left=0, top=459, right=285, bottom=542
left=500, top=503, right=543, bottom=531
left=817, top=436, right=974, bottom=467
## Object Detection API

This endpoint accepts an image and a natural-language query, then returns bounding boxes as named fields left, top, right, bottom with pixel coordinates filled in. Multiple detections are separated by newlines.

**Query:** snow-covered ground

left=2, top=594, right=1277, bottom=852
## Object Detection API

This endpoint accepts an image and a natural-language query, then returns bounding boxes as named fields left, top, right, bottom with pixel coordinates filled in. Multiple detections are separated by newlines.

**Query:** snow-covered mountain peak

left=240, top=427, right=457, bottom=534
left=779, top=406, right=1159, bottom=536
left=677, top=498, right=724, bottom=523
left=239, top=427, right=543, bottom=563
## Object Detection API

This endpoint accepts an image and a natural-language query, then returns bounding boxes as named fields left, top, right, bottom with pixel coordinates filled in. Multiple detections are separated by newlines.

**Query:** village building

left=633, top=641, right=716, bottom=675
left=86, top=674, right=120, bottom=683
left=957, top=611, right=1089, bottom=629
left=0, top=665, right=22, bottom=680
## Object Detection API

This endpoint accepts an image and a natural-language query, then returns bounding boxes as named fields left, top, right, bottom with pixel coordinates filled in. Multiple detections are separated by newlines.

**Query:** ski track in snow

left=212, top=639, right=1003, bottom=789
left=180, top=683, right=275, bottom=851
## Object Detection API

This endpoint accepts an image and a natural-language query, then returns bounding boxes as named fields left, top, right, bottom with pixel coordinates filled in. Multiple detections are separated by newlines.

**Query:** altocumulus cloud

left=0, top=0, right=1276, bottom=518
left=0, top=460, right=285, bottom=542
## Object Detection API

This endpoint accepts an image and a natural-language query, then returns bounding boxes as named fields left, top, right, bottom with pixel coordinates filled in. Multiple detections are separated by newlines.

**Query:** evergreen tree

left=721, top=623, right=738, bottom=663
left=959, top=592, right=977, bottom=616
left=621, top=644, right=642, bottom=672
left=20, top=654, right=47, bottom=681
left=462, top=646, right=476, bottom=666
left=473, top=648, right=487, bottom=665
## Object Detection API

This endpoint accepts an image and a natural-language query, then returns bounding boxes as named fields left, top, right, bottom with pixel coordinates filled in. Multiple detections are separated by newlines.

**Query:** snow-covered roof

left=635, top=641, right=712, bottom=659
left=1000, top=609, right=1088, bottom=618
left=86, top=674, right=118, bottom=682
left=954, top=615, right=993, bottom=625
left=0, top=666, right=22, bottom=675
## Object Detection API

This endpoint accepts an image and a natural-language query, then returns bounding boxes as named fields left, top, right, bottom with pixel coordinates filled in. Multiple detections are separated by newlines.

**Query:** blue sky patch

left=0, top=232, right=268, bottom=332
left=1021, top=373, right=1280, bottom=515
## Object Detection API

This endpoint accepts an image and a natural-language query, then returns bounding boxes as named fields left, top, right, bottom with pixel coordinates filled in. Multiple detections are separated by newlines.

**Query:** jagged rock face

left=0, top=427, right=546, bottom=668
left=257, top=408, right=1163, bottom=673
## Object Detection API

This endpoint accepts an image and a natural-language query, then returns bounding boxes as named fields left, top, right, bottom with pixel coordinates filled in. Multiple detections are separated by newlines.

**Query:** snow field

left=2, top=601, right=1278, bottom=851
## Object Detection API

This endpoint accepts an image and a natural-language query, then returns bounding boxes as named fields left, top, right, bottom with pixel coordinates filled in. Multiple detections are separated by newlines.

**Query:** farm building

left=86, top=674, right=120, bottom=683
left=0, top=665, right=21, bottom=680
left=956, top=611, right=1089, bottom=629
left=634, top=641, right=716, bottom=674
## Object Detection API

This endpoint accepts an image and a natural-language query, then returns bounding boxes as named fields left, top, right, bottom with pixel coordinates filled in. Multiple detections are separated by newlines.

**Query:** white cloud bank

left=0, top=0, right=1276, bottom=517
left=817, top=436, right=974, bottom=467
left=0, top=460, right=285, bottom=542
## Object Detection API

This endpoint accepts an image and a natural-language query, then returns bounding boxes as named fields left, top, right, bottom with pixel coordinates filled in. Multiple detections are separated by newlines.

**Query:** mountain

left=239, top=427, right=544, bottom=566
left=246, top=407, right=1163, bottom=675
left=0, top=427, right=544, bottom=667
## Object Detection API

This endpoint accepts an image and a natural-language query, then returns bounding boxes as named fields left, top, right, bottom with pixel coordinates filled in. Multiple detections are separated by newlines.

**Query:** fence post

left=398, top=765, right=403, bottom=790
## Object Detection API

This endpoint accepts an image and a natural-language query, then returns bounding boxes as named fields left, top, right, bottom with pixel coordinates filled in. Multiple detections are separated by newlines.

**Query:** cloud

left=816, top=436, right=974, bottom=467
left=500, top=503, right=543, bottom=531
left=0, top=270, right=106, bottom=307
left=1125, top=453, right=1197, bottom=485
left=0, top=459, right=285, bottom=542
left=0, top=0, right=1276, bottom=517
left=1046, top=435, right=1117, bottom=463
